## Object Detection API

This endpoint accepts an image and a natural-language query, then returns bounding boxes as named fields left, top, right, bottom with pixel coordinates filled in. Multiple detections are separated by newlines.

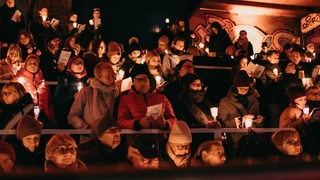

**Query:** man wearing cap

left=218, top=70, right=264, bottom=157
left=118, top=64, right=177, bottom=130
left=14, top=115, right=45, bottom=168
left=162, top=121, right=192, bottom=168
left=78, top=114, right=128, bottom=167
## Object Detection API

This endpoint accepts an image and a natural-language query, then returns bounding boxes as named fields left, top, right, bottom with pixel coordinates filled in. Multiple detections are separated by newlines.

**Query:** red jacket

left=12, top=68, right=54, bottom=121
left=117, top=88, right=176, bottom=130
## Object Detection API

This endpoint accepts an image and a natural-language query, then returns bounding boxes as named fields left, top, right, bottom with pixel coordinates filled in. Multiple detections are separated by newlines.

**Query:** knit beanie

left=16, top=115, right=42, bottom=139
left=96, top=114, right=119, bottom=137
left=233, top=70, right=251, bottom=87
left=176, top=59, right=193, bottom=72
left=168, top=121, right=192, bottom=144
left=180, top=73, right=200, bottom=89
left=107, top=41, right=122, bottom=57
left=132, top=135, right=160, bottom=159
left=0, top=140, right=16, bottom=162
left=287, top=85, right=306, bottom=103
left=129, top=37, right=141, bottom=53
left=130, top=64, right=152, bottom=81
left=45, top=134, right=77, bottom=160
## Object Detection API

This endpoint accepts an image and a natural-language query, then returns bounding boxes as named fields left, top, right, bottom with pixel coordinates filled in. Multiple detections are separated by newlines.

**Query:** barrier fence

left=0, top=128, right=295, bottom=140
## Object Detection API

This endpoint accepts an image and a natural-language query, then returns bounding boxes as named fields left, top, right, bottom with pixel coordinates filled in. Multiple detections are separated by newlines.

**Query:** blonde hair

left=1, top=82, right=26, bottom=102
left=144, top=51, right=161, bottom=65
left=271, top=130, right=300, bottom=154
left=6, top=43, right=22, bottom=62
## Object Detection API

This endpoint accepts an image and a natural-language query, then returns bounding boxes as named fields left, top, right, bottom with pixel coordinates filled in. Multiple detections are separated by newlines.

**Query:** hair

left=307, top=85, right=320, bottom=96
left=94, top=62, right=113, bottom=78
left=1, top=82, right=26, bottom=102
left=172, top=35, right=185, bottom=45
left=158, top=35, right=169, bottom=45
left=63, top=34, right=77, bottom=50
left=210, top=22, right=223, bottom=34
left=271, top=130, right=300, bottom=154
left=194, top=140, right=223, bottom=159
left=6, top=43, right=22, bottom=62
left=25, top=54, right=40, bottom=68
left=45, top=134, right=77, bottom=160
left=239, top=30, right=247, bottom=35
left=18, top=31, right=36, bottom=47
left=91, top=36, right=105, bottom=56
left=267, top=50, right=279, bottom=57
left=144, top=51, right=160, bottom=65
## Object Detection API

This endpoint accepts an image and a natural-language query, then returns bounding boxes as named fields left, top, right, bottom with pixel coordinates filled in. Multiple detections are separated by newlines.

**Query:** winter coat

left=117, top=88, right=177, bottom=130
left=54, top=71, right=88, bottom=128
left=11, top=68, right=54, bottom=122
left=0, top=93, right=51, bottom=130
left=39, top=50, right=60, bottom=81
left=68, top=78, right=119, bottom=142
left=13, top=140, right=46, bottom=168
left=279, top=104, right=306, bottom=128
left=78, top=138, right=128, bottom=167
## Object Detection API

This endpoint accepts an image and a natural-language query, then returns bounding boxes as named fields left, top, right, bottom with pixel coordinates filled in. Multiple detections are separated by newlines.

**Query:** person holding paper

left=234, top=30, right=254, bottom=59
left=117, top=64, right=177, bottom=130
left=0, top=0, right=25, bottom=46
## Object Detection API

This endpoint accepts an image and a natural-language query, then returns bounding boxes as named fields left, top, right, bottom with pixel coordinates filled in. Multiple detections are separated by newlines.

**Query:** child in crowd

left=44, top=134, right=87, bottom=173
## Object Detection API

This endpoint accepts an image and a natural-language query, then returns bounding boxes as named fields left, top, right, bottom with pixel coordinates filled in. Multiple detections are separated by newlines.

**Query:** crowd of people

left=1, top=0, right=320, bottom=175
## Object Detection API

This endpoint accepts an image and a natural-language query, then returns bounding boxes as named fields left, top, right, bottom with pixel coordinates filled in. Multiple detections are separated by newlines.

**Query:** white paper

left=11, top=10, right=21, bottom=22
left=244, top=61, right=265, bottom=78
left=58, top=50, right=72, bottom=65
left=146, top=103, right=162, bottom=119
left=77, top=24, right=86, bottom=33
left=120, top=77, right=132, bottom=92
left=50, top=18, right=60, bottom=28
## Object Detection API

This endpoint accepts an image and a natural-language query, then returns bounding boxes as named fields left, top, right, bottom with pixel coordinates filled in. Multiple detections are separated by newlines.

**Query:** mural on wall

left=193, top=14, right=297, bottom=54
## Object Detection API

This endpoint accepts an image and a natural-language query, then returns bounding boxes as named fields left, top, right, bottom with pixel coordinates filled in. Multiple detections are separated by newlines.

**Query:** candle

left=155, top=75, right=161, bottom=86
left=34, top=106, right=40, bottom=120
left=165, top=49, right=168, bottom=54
left=77, top=82, right=84, bottom=91
left=302, top=77, right=307, bottom=87
left=89, top=19, right=93, bottom=25
left=41, top=16, right=47, bottom=22
left=273, top=68, right=278, bottom=76
left=118, top=69, right=124, bottom=80
left=73, top=22, right=77, bottom=28
left=165, top=18, right=170, bottom=24
left=303, top=106, right=309, bottom=115
left=199, top=43, right=204, bottom=49
left=244, top=117, right=252, bottom=128
left=205, top=48, right=209, bottom=54
left=210, top=107, right=218, bottom=120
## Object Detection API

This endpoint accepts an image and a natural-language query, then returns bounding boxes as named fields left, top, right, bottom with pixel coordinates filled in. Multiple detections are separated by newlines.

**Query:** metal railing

left=0, top=128, right=295, bottom=140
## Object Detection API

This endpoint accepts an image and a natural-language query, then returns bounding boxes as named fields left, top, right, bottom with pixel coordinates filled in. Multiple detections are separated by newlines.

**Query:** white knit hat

left=168, top=121, right=192, bottom=144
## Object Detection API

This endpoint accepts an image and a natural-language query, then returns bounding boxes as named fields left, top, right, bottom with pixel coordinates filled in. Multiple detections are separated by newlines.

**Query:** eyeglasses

left=134, top=77, right=149, bottom=83
left=237, top=87, right=249, bottom=91
left=54, top=146, right=77, bottom=154
left=73, top=61, right=84, bottom=65
left=2, top=91, right=15, bottom=96
left=9, top=53, right=19, bottom=58
left=190, top=83, right=202, bottom=88
left=142, top=158, right=158, bottom=164
left=285, top=140, right=301, bottom=146
left=105, top=127, right=121, bottom=134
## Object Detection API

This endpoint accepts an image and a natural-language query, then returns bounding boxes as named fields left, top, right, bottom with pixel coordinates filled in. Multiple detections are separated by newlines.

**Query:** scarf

left=237, top=37, right=249, bottom=51
left=180, top=90, right=212, bottom=126
left=165, top=143, right=191, bottom=168
left=88, top=78, right=119, bottom=129
left=44, top=159, right=87, bottom=173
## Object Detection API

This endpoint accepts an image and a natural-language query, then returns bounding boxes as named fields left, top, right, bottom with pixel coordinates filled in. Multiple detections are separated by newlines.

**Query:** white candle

left=41, top=16, right=47, bottom=22
left=273, top=68, right=278, bottom=76
left=303, top=106, right=309, bottom=115
left=34, top=106, right=40, bottom=120
left=244, top=117, right=252, bottom=128
left=118, top=69, right=124, bottom=80
left=155, top=75, right=161, bottom=86
left=205, top=48, right=209, bottom=54
left=199, top=43, right=204, bottom=49
left=89, top=19, right=93, bottom=25
left=77, top=82, right=84, bottom=91
left=210, top=107, right=218, bottom=120
left=165, top=49, right=168, bottom=54
left=73, top=22, right=77, bottom=28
